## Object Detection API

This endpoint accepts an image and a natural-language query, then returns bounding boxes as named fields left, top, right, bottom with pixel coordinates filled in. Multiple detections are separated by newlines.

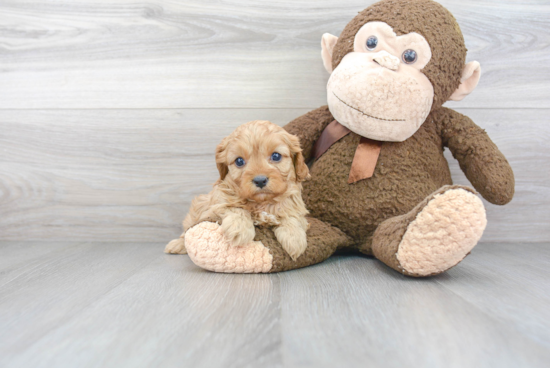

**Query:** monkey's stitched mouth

left=332, top=92, right=405, bottom=122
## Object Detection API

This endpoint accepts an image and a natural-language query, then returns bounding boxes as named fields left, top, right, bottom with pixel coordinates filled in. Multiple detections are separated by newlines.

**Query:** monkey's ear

left=321, top=33, right=339, bottom=74
left=215, top=137, right=229, bottom=181
left=449, top=61, right=481, bottom=101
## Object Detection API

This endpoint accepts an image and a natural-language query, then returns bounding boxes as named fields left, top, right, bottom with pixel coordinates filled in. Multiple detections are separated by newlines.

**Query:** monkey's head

left=322, top=0, right=481, bottom=142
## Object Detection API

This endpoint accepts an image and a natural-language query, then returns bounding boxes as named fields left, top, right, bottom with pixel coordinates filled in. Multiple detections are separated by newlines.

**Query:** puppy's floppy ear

left=293, top=149, right=310, bottom=182
left=285, top=131, right=310, bottom=182
left=215, top=136, right=229, bottom=181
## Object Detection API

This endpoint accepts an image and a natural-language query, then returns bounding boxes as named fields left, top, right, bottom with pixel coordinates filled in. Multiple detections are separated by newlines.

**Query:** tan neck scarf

left=312, top=120, right=383, bottom=184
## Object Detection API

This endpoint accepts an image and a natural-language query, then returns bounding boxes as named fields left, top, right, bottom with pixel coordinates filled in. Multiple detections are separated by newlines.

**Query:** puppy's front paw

left=165, top=238, right=187, bottom=254
left=274, top=225, right=307, bottom=261
left=221, top=217, right=256, bottom=247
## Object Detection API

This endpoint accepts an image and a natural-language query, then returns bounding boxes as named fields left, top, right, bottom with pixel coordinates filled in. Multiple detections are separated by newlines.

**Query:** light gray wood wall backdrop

left=0, top=0, right=548, bottom=242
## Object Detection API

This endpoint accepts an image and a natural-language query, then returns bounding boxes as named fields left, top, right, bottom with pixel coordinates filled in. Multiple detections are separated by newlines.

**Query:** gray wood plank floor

left=1, top=241, right=549, bottom=368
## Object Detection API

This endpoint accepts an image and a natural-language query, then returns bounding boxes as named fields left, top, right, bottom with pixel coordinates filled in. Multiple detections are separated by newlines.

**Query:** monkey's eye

left=402, top=49, right=417, bottom=64
left=271, top=152, right=282, bottom=162
left=366, top=36, right=378, bottom=51
left=235, top=157, right=245, bottom=167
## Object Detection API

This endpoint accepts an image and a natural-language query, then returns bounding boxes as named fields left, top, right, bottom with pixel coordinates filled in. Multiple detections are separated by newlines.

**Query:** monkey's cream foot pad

left=397, top=188, right=487, bottom=276
left=185, top=222, right=273, bottom=273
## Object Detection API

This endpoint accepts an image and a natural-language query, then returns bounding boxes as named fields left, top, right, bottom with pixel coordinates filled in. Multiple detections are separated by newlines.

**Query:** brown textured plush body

left=178, top=0, right=515, bottom=277
left=287, top=105, right=513, bottom=256
left=296, top=107, right=451, bottom=254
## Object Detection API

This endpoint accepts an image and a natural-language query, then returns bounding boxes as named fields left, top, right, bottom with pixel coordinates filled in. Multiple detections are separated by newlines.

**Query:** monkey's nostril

left=253, top=175, right=268, bottom=188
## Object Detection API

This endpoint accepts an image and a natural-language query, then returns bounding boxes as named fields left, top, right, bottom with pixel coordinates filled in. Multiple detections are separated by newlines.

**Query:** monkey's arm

left=436, top=107, right=514, bottom=205
left=283, top=105, right=334, bottom=162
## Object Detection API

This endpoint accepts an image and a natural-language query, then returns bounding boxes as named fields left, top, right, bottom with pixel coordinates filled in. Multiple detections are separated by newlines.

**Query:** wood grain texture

left=0, top=242, right=281, bottom=368
left=0, top=241, right=549, bottom=368
left=435, top=244, right=550, bottom=348
left=278, top=249, right=550, bottom=368
left=0, top=242, right=159, bottom=362
left=0, top=0, right=548, bottom=109
left=1, top=108, right=547, bottom=242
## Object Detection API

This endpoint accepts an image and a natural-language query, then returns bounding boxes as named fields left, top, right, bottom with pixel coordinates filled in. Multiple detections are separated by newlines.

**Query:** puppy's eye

left=271, top=152, right=282, bottom=162
left=235, top=157, right=245, bottom=167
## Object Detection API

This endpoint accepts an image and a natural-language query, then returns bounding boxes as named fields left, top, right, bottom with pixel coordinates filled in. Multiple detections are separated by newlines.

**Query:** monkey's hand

left=221, top=209, right=256, bottom=247
left=438, top=108, right=515, bottom=205
left=274, top=217, right=308, bottom=261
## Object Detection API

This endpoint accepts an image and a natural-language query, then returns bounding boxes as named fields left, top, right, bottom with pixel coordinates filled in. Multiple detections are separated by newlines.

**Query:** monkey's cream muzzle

left=327, top=51, right=434, bottom=142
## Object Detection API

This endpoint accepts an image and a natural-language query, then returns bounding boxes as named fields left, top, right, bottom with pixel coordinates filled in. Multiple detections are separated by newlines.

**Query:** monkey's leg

left=184, top=218, right=352, bottom=273
left=372, top=185, right=487, bottom=277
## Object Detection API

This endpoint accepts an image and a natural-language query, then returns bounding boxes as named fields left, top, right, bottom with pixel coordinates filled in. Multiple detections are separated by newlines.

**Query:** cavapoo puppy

left=165, top=120, right=311, bottom=260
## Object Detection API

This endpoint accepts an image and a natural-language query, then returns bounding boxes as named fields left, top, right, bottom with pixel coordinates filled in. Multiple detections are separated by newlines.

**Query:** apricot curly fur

left=166, top=120, right=311, bottom=261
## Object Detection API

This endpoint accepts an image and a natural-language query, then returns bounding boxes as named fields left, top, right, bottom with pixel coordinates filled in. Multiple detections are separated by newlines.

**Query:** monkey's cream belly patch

left=397, top=188, right=487, bottom=276
left=185, top=222, right=273, bottom=273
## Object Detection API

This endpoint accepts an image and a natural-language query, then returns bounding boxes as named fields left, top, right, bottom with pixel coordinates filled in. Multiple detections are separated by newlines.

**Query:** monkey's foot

left=164, top=238, right=187, bottom=254
left=373, top=185, right=487, bottom=277
left=184, top=222, right=273, bottom=273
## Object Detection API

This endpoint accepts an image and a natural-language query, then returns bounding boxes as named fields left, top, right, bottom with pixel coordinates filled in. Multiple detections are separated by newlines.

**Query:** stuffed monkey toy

left=179, top=0, right=514, bottom=276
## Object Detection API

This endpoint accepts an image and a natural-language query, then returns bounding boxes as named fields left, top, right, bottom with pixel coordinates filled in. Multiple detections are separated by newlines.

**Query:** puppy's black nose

left=253, top=175, right=268, bottom=188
